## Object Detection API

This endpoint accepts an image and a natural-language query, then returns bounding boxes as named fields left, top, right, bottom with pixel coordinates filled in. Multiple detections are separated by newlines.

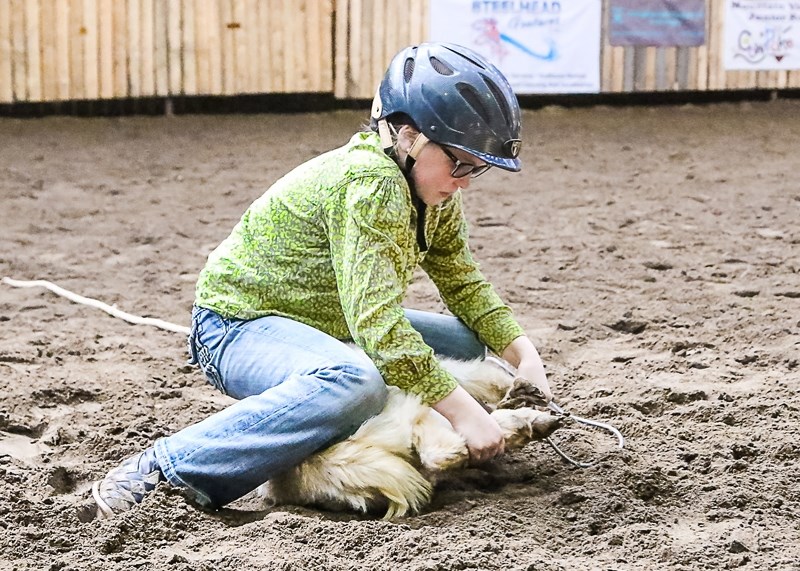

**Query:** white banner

left=724, top=1, right=800, bottom=70
left=429, top=1, right=602, bottom=94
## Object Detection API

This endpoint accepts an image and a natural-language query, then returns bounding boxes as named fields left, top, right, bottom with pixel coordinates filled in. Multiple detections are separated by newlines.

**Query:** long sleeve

left=325, top=175, right=459, bottom=404
left=421, top=192, right=524, bottom=355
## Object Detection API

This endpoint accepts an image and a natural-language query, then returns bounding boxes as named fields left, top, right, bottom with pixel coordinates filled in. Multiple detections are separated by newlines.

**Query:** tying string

left=1, top=277, right=190, bottom=335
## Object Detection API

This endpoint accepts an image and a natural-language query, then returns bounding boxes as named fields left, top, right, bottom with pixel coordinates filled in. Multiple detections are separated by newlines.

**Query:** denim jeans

left=153, top=306, right=485, bottom=508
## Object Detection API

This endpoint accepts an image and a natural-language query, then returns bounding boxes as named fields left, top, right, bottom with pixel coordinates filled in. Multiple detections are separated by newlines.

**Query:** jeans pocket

left=189, top=308, right=228, bottom=394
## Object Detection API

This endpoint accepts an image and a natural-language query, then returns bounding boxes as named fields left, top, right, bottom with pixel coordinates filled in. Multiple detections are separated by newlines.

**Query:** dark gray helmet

left=372, top=42, right=522, bottom=172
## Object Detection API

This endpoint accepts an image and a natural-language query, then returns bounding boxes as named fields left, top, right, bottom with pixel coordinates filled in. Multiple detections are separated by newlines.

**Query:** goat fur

left=260, top=355, right=559, bottom=519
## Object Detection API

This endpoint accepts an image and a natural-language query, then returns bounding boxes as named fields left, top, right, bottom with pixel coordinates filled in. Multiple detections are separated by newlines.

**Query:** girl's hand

left=515, top=359, right=554, bottom=404
left=432, top=385, right=505, bottom=464
left=453, top=407, right=505, bottom=465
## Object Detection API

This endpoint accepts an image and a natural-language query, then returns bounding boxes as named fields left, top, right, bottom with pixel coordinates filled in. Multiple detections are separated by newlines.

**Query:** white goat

left=261, top=354, right=561, bottom=519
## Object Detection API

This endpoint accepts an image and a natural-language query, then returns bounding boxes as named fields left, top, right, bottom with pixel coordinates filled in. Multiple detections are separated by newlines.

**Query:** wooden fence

left=1, top=0, right=799, bottom=105
left=333, top=0, right=428, bottom=99
left=0, top=0, right=333, bottom=104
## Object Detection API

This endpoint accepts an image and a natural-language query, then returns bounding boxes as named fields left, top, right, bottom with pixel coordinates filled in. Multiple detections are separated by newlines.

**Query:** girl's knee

left=309, top=361, right=387, bottom=442
left=354, top=361, right=389, bottom=415
left=336, top=360, right=388, bottom=419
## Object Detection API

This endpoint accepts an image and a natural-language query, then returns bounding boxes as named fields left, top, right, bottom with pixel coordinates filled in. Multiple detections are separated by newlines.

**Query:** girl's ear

left=396, top=124, right=420, bottom=150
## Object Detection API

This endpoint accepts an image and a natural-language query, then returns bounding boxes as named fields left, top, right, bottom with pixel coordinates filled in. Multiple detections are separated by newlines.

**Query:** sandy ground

left=1, top=101, right=798, bottom=571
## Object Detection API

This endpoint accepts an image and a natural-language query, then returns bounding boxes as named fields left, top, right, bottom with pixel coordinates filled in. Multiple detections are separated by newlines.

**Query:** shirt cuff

left=397, top=364, right=460, bottom=405
left=474, top=308, right=525, bottom=356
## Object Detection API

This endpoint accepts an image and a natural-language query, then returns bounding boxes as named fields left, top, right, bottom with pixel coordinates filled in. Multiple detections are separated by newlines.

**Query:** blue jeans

left=153, top=306, right=485, bottom=508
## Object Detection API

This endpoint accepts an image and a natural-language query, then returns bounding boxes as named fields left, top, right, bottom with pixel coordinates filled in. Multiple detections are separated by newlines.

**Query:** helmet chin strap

left=376, top=119, right=431, bottom=253
left=404, top=132, right=429, bottom=173
left=377, top=118, right=430, bottom=175
left=377, top=118, right=395, bottom=154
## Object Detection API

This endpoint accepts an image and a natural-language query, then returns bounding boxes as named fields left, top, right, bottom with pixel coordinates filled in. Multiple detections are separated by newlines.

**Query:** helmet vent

left=442, top=44, right=487, bottom=70
left=403, top=57, right=415, bottom=82
left=457, top=82, right=491, bottom=124
left=483, top=76, right=511, bottom=126
left=429, top=56, right=454, bottom=76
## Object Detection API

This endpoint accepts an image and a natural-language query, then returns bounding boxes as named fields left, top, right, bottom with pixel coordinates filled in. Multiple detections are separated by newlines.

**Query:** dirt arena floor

left=1, top=100, right=799, bottom=571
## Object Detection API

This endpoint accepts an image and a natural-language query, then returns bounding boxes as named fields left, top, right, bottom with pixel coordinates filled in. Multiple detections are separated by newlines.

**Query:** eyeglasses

left=440, top=146, right=492, bottom=179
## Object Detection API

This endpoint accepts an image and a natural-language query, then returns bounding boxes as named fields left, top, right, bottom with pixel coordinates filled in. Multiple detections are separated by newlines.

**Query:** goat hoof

left=531, top=413, right=564, bottom=439
left=498, top=377, right=548, bottom=409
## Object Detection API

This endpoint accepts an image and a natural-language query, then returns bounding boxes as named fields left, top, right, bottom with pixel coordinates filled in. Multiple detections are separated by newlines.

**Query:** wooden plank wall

left=333, top=0, right=429, bottom=99
left=1, top=0, right=799, bottom=105
left=0, top=0, right=333, bottom=104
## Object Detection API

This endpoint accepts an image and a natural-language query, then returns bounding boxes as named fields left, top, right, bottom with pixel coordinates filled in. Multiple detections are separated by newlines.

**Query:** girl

left=92, top=42, right=554, bottom=519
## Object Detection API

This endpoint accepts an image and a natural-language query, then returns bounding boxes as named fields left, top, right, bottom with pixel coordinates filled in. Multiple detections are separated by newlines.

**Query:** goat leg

left=491, top=407, right=564, bottom=450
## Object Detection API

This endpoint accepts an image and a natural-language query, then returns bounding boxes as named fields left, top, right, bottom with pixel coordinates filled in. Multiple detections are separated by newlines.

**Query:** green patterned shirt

left=195, top=131, right=524, bottom=404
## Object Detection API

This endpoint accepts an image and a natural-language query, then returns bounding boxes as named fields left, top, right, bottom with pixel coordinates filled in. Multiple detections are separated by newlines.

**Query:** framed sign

left=429, top=0, right=602, bottom=94
left=724, top=1, right=800, bottom=70
left=609, top=0, right=706, bottom=46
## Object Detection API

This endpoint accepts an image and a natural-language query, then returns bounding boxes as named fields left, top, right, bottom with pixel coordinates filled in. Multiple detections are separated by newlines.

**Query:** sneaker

left=92, top=448, right=166, bottom=519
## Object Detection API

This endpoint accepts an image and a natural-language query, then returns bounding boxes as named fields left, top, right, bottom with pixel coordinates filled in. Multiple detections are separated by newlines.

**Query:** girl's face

left=411, top=143, right=488, bottom=206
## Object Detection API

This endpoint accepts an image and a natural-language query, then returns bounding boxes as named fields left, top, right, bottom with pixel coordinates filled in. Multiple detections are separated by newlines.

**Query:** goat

left=260, top=353, right=562, bottom=519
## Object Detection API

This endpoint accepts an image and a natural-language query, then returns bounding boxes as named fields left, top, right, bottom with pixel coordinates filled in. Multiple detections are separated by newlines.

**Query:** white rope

left=2, top=276, right=190, bottom=335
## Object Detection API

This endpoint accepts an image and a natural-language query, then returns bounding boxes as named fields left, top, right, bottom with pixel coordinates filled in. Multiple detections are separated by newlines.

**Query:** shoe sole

left=91, top=480, right=115, bottom=520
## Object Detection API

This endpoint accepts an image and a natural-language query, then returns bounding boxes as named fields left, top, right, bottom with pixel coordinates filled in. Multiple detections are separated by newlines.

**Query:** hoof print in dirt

left=665, top=389, right=708, bottom=405
left=75, top=500, right=98, bottom=524
left=643, top=261, right=673, bottom=271
left=625, top=468, right=674, bottom=503
left=606, top=318, right=648, bottom=335
left=46, top=466, right=77, bottom=494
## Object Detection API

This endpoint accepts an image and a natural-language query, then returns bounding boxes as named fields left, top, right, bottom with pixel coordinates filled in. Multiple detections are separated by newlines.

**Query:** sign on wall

left=608, top=0, right=706, bottom=46
left=429, top=1, right=602, bottom=94
left=724, top=1, right=800, bottom=70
